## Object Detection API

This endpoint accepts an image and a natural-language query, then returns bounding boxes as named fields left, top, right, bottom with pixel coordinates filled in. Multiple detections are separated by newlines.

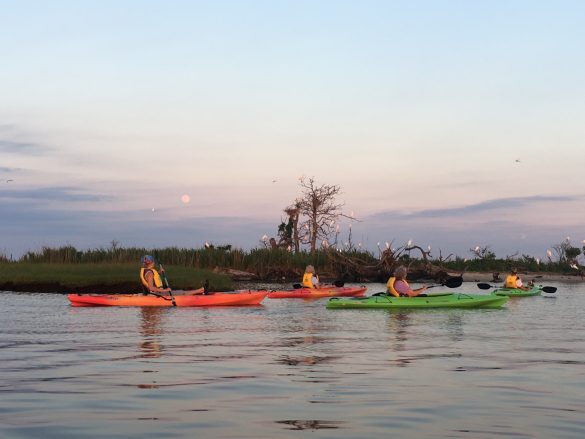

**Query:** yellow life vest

left=505, top=274, right=518, bottom=288
left=302, top=272, right=318, bottom=288
left=140, top=268, right=163, bottom=292
left=386, top=277, right=401, bottom=297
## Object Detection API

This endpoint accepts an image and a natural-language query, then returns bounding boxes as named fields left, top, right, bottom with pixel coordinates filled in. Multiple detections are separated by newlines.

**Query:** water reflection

left=275, top=419, right=345, bottom=430
left=387, top=312, right=411, bottom=366
left=139, top=308, right=164, bottom=359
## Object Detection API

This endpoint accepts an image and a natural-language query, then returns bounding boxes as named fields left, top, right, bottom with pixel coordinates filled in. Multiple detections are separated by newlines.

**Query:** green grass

left=0, top=263, right=233, bottom=292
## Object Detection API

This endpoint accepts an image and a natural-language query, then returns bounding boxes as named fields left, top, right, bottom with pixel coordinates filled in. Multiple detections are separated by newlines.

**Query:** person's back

left=302, top=265, right=319, bottom=288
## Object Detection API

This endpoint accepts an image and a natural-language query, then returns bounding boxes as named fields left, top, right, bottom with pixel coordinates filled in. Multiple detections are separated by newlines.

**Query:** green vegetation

left=1, top=244, right=581, bottom=291
left=0, top=262, right=232, bottom=293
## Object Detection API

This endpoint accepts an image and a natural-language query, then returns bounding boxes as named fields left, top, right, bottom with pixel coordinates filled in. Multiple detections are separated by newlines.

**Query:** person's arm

left=395, top=279, right=427, bottom=297
left=145, top=271, right=171, bottom=294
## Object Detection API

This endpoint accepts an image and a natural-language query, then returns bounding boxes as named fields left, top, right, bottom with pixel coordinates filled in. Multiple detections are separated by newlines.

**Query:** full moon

left=181, top=194, right=190, bottom=204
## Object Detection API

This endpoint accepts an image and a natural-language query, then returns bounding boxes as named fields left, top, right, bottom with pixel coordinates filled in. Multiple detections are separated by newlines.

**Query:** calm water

left=1, top=282, right=584, bottom=438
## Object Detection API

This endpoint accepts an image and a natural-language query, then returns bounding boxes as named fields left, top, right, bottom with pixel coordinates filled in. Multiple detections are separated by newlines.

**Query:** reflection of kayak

left=326, top=293, right=508, bottom=309
left=492, top=287, right=541, bottom=297
left=267, top=286, right=366, bottom=299
left=68, top=291, right=268, bottom=307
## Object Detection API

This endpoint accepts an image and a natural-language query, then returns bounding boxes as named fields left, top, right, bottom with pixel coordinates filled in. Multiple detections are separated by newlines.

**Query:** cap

left=141, top=255, right=154, bottom=264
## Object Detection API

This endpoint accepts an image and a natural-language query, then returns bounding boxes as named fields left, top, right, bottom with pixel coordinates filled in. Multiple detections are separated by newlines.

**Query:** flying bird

left=515, top=159, right=521, bottom=163
left=6, top=179, right=13, bottom=183
left=272, top=178, right=278, bottom=183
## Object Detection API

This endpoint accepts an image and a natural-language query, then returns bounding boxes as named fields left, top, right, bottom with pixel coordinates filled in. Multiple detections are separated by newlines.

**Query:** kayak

left=68, top=291, right=268, bottom=307
left=492, top=287, right=542, bottom=297
left=267, top=286, right=367, bottom=299
left=326, top=293, right=508, bottom=309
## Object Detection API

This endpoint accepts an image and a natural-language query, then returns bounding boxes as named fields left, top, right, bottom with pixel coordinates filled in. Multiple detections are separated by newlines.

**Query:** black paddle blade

left=333, top=280, right=344, bottom=287
left=203, top=279, right=210, bottom=295
left=444, top=276, right=463, bottom=288
left=477, top=283, right=493, bottom=290
left=292, top=283, right=303, bottom=289
left=542, top=286, right=557, bottom=294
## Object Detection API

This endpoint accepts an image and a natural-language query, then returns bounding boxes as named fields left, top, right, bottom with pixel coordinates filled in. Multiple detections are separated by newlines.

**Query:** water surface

left=1, top=282, right=584, bottom=438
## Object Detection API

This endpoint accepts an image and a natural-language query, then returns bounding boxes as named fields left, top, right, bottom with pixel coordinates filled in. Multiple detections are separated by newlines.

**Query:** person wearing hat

left=504, top=268, right=530, bottom=290
left=387, top=265, right=428, bottom=297
left=302, top=265, right=321, bottom=289
left=139, top=255, right=204, bottom=295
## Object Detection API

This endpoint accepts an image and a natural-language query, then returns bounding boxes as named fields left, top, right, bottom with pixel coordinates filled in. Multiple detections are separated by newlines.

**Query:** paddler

left=386, top=265, right=428, bottom=297
left=140, top=255, right=205, bottom=295
left=504, top=268, right=530, bottom=291
left=302, top=265, right=321, bottom=289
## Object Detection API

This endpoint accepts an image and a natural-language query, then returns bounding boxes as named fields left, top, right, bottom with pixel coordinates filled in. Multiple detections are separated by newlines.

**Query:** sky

left=1, top=0, right=584, bottom=259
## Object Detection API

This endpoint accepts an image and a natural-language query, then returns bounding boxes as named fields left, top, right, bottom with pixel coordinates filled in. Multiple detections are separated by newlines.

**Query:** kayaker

left=504, top=268, right=530, bottom=291
left=140, top=255, right=204, bottom=295
left=387, top=265, right=428, bottom=297
left=302, top=265, right=321, bottom=289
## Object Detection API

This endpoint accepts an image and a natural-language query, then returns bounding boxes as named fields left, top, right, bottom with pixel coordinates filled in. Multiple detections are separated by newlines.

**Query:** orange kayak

left=68, top=291, right=268, bottom=307
left=267, top=286, right=366, bottom=299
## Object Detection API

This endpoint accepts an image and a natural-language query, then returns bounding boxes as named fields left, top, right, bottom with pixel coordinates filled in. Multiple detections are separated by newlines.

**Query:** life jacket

left=140, top=268, right=163, bottom=293
left=302, top=272, right=318, bottom=288
left=505, top=274, right=518, bottom=288
left=386, top=277, right=402, bottom=297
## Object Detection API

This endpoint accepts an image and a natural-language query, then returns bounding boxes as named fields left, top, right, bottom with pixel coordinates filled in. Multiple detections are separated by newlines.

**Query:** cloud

left=0, top=186, right=111, bottom=202
left=368, top=195, right=578, bottom=221
left=0, top=139, right=49, bottom=155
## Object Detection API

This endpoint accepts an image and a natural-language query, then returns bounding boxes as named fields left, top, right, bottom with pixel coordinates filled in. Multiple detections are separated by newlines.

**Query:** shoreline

left=460, top=271, right=584, bottom=283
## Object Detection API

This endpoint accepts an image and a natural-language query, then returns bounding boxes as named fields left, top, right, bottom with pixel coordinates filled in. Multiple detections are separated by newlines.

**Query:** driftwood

left=326, top=245, right=456, bottom=282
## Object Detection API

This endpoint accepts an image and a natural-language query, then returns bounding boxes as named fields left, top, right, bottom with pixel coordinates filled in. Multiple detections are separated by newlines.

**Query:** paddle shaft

left=159, top=264, right=177, bottom=306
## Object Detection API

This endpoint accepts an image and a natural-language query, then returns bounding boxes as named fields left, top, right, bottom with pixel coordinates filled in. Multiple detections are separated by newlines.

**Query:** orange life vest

left=505, top=274, right=518, bottom=288
left=140, top=268, right=163, bottom=293
left=386, top=277, right=402, bottom=297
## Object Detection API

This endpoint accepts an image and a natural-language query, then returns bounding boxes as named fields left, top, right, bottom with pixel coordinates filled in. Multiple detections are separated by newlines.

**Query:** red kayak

left=267, top=286, right=367, bottom=299
left=68, top=291, right=268, bottom=307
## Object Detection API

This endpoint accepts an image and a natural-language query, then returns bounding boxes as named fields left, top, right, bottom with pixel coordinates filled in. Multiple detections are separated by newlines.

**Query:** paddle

left=292, top=280, right=345, bottom=289
left=477, top=283, right=557, bottom=294
left=373, top=275, right=463, bottom=297
left=427, top=275, right=463, bottom=290
left=159, top=263, right=177, bottom=306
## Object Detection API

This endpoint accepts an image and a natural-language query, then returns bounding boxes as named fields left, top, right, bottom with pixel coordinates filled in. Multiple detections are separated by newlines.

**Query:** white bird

left=151, top=208, right=156, bottom=212
left=6, top=179, right=13, bottom=183
left=407, top=239, right=412, bottom=247
left=272, top=178, right=277, bottom=183
left=515, top=159, right=521, bottom=163
left=547, top=249, right=552, bottom=258
left=261, top=234, right=268, bottom=242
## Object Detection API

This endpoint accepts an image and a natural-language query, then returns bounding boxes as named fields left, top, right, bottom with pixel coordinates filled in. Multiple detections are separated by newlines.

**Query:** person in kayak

left=140, top=255, right=205, bottom=295
left=387, top=265, right=428, bottom=297
left=504, top=268, right=530, bottom=290
left=302, top=265, right=321, bottom=289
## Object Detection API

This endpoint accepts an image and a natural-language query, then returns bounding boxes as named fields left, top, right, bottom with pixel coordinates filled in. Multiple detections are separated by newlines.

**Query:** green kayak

left=492, top=287, right=541, bottom=297
left=326, top=293, right=508, bottom=309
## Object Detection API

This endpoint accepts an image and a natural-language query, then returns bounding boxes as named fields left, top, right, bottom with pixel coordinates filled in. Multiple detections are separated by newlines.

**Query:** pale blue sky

left=1, top=0, right=584, bottom=258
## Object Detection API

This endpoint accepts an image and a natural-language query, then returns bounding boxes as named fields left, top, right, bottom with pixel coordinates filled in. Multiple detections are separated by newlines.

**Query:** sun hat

left=141, top=255, right=154, bottom=264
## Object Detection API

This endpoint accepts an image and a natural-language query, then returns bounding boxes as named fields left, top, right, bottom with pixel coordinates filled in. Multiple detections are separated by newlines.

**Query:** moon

left=181, top=194, right=190, bottom=204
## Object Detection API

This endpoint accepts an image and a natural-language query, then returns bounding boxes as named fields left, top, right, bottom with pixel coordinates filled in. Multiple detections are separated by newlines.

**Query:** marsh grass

left=0, top=263, right=233, bottom=291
